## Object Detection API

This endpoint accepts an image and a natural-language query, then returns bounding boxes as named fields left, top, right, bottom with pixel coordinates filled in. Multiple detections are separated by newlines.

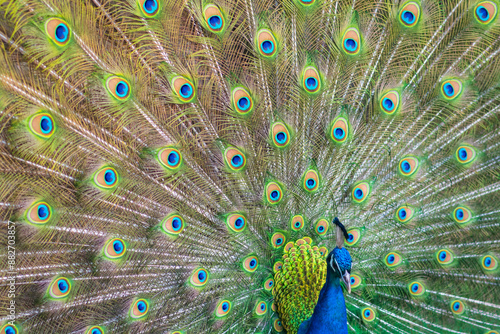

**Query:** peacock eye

left=272, top=122, right=291, bottom=148
left=450, top=300, right=465, bottom=315
left=26, top=201, right=52, bottom=225
left=350, top=274, right=362, bottom=289
left=380, top=91, right=400, bottom=114
left=345, top=229, right=361, bottom=246
left=474, top=2, right=498, bottom=24
left=395, top=206, right=415, bottom=223
left=273, top=261, right=283, bottom=273
left=2, top=324, right=20, bottom=334
left=271, top=232, right=286, bottom=249
left=266, top=182, right=283, bottom=204
left=190, top=268, right=209, bottom=287
left=130, top=299, right=149, bottom=319
left=29, top=113, right=55, bottom=139
left=264, top=278, right=274, bottom=291
left=224, top=147, right=246, bottom=171
left=330, top=117, right=349, bottom=143
left=204, top=5, right=225, bottom=33
left=361, top=307, right=376, bottom=322
left=171, top=76, right=195, bottom=103
left=158, top=147, right=182, bottom=170
left=342, top=28, right=361, bottom=55
left=273, top=318, right=283, bottom=331
left=384, top=252, right=402, bottom=268
left=291, top=215, right=304, bottom=231
left=398, top=156, right=419, bottom=177
left=408, top=281, right=425, bottom=296
left=106, top=76, right=131, bottom=101
left=441, top=79, right=463, bottom=100
left=226, top=213, right=247, bottom=233
left=303, top=169, right=320, bottom=192
left=352, top=182, right=370, bottom=203
left=49, top=277, right=71, bottom=299
left=45, top=18, right=71, bottom=46
left=94, top=167, right=119, bottom=189
left=139, top=0, right=160, bottom=17
left=215, top=300, right=231, bottom=317
left=315, top=219, right=329, bottom=236
left=399, top=2, right=421, bottom=27
left=162, top=214, right=185, bottom=235
left=303, top=66, right=321, bottom=94
left=104, top=238, right=126, bottom=259
left=481, top=255, right=498, bottom=271
left=255, top=301, right=267, bottom=315
left=455, top=145, right=476, bottom=164
left=86, top=326, right=104, bottom=334
left=453, top=206, right=472, bottom=224
left=257, top=29, right=277, bottom=58
left=232, top=87, right=253, bottom=115
left=243, top=255, right=259, bottom=273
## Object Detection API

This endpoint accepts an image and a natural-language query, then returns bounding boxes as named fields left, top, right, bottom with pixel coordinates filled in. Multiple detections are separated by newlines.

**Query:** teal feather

left=0, top=0, right=499, bottom=333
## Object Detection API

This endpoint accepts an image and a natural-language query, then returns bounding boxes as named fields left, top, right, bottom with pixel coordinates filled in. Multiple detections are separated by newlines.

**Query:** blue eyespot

left=261, top=303, right=265, bottom=310
left=40, top=116, right=53, bottom=134
left=37, top=204, right=49, bottom=220
left=354, top=188, right=363, bottom=199
left=344, top=38, right=357, bottom=52
left=275, top=132, right=287, bottom=144
left=261, top=40, right=274, bottom=54
left=388, top=254, right=395, bottom=264
left=171, top=217, right=182, bottom=231
left=276, top=238, right=283, bottom=245
left=113, top=240, right=123, bottom=252
left=115, top=81, right=129, bottom=98
left=295, top=221, right=301, bottom=227
left=92, top=329, right=102, bottom=334
left=198, top=271, right=206, bottom=281
left=58, top=280, right=69, bottom=293
left=382, top=97, right=394, bottom=111
left=235, top=218, right=244, bottom=228
left=456, top=209, right=464, bottom=220
left=144, top=0, right=158, bottom=14
left=231, top=154, right=243, bottom=167
left=412, top=283, right=419, bottom=292
left=180, top=84, right=193, bottom=98
left=168, top=151, right=179, bottom=166
left=402, top=11, right=415, bottom=24
left=305, top=77, right=318, bottom=90
left=4, top=326, right=17, bottom=334
left=318, top=226, right=324, bottom=232
left=238, top=97, right=250, bottom=110
left=55, top=24, right=69, bottom=43
left=348, top=233, right=354, bottom=241
left=208, top=15, right=222, bottom=29
left=458, top=148, right=467, bottom=161
left=104, top=170, right=116, bottom=185
left=271, top=190, right=279, bottom=200
left=137, top=301, right=146, bottom=313
left=477, top=6, right=489, bottom=21
left=249, top=259, right=257, bottom=268
left=222, top=302, right=229, bottom=311
left=443, top=83, right=454, bottom=97
left=399, top=209, right=407, bottom=220
left=306, top=178, right=316, bottom=189
left=364, top=309, right=371, bottom=317
left=402, top=161, right=411, bottom=172
left=334, top=128, right=345, bottom=140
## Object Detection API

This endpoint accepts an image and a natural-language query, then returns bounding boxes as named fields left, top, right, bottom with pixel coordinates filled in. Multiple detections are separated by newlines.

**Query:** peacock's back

left=0, top=0, right=499, bottom=333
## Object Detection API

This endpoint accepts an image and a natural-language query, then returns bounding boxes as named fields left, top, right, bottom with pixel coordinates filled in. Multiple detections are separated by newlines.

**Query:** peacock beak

left=342, top=271, right=351, bottom=294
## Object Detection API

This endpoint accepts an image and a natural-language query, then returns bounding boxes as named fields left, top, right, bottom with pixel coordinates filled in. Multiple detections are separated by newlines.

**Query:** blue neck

left=300, top=268, right=348, bottom=334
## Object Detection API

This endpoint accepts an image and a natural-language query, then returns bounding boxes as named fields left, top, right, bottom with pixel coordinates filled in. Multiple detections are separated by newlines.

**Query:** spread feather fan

left=0, top=0, right=499, bottom=333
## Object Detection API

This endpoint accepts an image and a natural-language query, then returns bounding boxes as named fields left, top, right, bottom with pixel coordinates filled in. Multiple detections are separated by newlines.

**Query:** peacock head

left=326, top=217, right=352, bottom=293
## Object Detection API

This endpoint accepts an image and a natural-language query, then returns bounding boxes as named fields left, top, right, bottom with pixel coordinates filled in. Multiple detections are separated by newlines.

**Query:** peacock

left=0, top=0, right=500, bottom=332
